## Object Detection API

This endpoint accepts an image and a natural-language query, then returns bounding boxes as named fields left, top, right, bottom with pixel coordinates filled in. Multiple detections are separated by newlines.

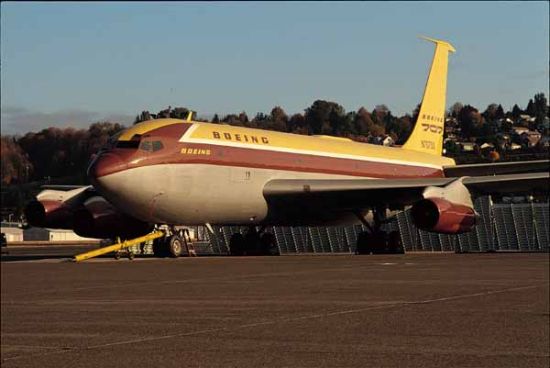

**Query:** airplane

left=24, top=37, right=549, bottom=257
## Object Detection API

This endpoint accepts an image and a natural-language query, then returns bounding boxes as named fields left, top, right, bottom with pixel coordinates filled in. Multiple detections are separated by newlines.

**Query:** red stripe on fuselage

left=174, top=143, right=443, bottom=178
left=96, top=123, right=444, bottom=179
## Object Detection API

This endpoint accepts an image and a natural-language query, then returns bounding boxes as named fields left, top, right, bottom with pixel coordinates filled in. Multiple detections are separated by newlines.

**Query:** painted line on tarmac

left=2, top=283, right=545, bottom=363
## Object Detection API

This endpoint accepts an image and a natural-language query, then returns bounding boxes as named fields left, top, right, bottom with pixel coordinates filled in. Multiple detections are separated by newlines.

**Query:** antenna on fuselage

left=186, top=110, right=196, bottom=122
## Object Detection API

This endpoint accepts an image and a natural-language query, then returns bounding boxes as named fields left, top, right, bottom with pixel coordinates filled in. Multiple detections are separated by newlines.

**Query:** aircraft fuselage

left=88, top=120, right=455, bottom=226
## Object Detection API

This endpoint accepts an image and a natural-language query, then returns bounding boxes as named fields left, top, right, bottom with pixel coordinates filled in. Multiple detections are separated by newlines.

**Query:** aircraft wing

left=443, top=159, right=549, bottom=177
left=40, top=185, right=95, bottom=191
left=263, top=172, right=549, bottom=211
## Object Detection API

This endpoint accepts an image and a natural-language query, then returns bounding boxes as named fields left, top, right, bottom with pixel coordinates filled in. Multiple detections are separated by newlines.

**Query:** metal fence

left=197, top=199, right=549, bottom=255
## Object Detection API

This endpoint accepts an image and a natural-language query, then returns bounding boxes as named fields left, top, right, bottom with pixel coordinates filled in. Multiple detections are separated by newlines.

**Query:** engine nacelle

left=410, top=178, right=478, bottom=234
left=411, top=197, right=476, bottom=234
left=24, top=200, right=73, bottom=229
left=73, top=196, right=152, bottom=239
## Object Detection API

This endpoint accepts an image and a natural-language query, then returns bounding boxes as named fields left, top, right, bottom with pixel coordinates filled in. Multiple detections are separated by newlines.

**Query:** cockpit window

left=140, top=141, right=152, bottom=151
left=140, top=140, right=164, bottom=152
left=116, top=140, right=140, bottom=149
left=152, top=141, right=164, bottom=152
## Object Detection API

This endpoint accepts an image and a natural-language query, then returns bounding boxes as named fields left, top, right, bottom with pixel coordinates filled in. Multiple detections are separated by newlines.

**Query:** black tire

left=370, top=231, right=387, bottom=254
left=167, top=235, right=183, bottom=258
left=388, top=231, right=404, bottom=254
left=260, top=232, right=278, bottom=256
left=356, top=231, right=372, bottom=255
left=152, top=238, right=166, bottom=258
left=229, top=233, right=245, bottom=256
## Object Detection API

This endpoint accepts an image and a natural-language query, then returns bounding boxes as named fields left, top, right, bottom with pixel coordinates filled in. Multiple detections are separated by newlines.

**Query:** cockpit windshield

left=97, top=131, right=124, bottom=152
left=116, top=140, right=140, bottom=149
left=115, top=133, right=142, bottom=149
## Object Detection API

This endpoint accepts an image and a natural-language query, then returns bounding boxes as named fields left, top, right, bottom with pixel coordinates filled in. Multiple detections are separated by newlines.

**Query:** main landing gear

left=152, top=226, right=192, bottom=258
left=229, top=226, right=279, bottom=256
left=355, top=207, right=404, bottom=255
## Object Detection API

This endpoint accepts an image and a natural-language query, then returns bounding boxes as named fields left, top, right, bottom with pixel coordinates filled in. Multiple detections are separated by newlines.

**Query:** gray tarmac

left=1, top=253, right=549, bottom=367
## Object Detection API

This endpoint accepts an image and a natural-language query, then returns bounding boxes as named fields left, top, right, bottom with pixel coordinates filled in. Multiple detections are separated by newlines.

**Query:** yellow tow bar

left=73, top=231, right=165, bottom=262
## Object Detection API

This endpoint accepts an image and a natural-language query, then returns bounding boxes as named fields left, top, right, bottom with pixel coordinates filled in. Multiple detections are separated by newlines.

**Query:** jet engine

left=24, top=199, right=73, bottom=229
left=73, top=196, right=152, bottom=239
left=25, top=187, right=152, bottom=240
left=410, top=178, right=478, bottom=234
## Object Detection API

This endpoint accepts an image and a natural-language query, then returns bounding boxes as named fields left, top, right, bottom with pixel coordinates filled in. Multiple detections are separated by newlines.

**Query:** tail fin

left=402, top=37, right=455, bottom=155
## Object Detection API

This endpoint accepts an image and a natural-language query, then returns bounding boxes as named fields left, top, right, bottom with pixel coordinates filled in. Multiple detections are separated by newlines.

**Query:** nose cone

left=87, top=152, right=127, bottom=183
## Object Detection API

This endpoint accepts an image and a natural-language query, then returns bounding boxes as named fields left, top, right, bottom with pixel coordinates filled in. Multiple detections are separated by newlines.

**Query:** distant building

left=538, top=135, right=550, bottom=148
left=512, top=126, right=530, bottom=135
left=1, top=227, right=23, bottom=242
left=518, top=114, right=536, bottom=123
left=520, top=131, right=542, bottom=147
left=371, top=135, right=394, bottom=146
left=23, top=228, right=97, bottom=242
left=496, top=118, right=513, bottom=129
left=381, top=135, right=394, bottom=146
left=459, top=142, right=476, bottom=152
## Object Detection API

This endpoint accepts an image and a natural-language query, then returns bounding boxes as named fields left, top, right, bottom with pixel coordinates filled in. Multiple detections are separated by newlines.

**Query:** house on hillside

left=372, top=135, right=394, bottom=146
left=520, top=131, right=542, bottom=148
left=517, top=114, right=536, bottom=125
left=538, top=135, right=550, bottom=148
left=512, top=126, right=530, bottom=136
left=496, top=118, right=514, bottom=130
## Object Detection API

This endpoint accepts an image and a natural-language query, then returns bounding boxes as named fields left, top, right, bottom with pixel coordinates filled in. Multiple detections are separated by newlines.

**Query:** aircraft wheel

left=152, top=238, right=166, bottom=258
left=260, top=233, right=278, bottom=256
left=388, top=231, right=404, bottom=254
left=371, top=231, right=387, bottom=254
left=244, top=229, right=261, bottom=256
left=167, top=235, right=183, bottom=258
left=128, top=252, right=135, bottom=260
left=229, top=233, right=245, bottom=256
left=114, top=252, right=121, bottom=260
left=356, top=231, right=372, bottom=255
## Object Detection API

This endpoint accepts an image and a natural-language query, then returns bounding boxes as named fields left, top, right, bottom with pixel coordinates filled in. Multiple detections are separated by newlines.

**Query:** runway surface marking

left=2, top=283, right=544, bottom=363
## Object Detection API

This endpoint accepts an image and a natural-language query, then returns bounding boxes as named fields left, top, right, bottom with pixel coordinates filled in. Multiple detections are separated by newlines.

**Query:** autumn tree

left=288, top=113, right=307, bottom=134
left=511, top=104, right=523, bottom=119
left=170, top=107, right=190, bottom=120
left=457, top=105, right=484, bottom=138
left=268, top=106, right=289, bottom=132
left=134, top=111, right=152, bottom=124
left=532, top=93, right=548, bottom=126
left=305, top=100, right=346, bottom=135
left=449, top=102, right=463, bottom=118
left=221, top=114, right=241, bottom=125
left=1, top=136, right=32, bottom=185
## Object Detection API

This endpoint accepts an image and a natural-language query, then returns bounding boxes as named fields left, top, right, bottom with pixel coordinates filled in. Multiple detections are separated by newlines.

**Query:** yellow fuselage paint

left=182, top=122, right=456, bottom=168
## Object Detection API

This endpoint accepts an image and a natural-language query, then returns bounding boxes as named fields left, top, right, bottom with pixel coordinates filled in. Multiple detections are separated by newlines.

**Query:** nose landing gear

left=152, top=226, right=192, bottom=258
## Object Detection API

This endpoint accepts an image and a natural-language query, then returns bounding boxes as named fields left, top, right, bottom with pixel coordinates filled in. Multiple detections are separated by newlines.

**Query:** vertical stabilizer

left=402, top=37, right=455, bottom=155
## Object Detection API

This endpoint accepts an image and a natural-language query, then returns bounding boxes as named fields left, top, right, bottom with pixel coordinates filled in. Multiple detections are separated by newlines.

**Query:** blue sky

left=1, top=1, right=548, bottom=134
